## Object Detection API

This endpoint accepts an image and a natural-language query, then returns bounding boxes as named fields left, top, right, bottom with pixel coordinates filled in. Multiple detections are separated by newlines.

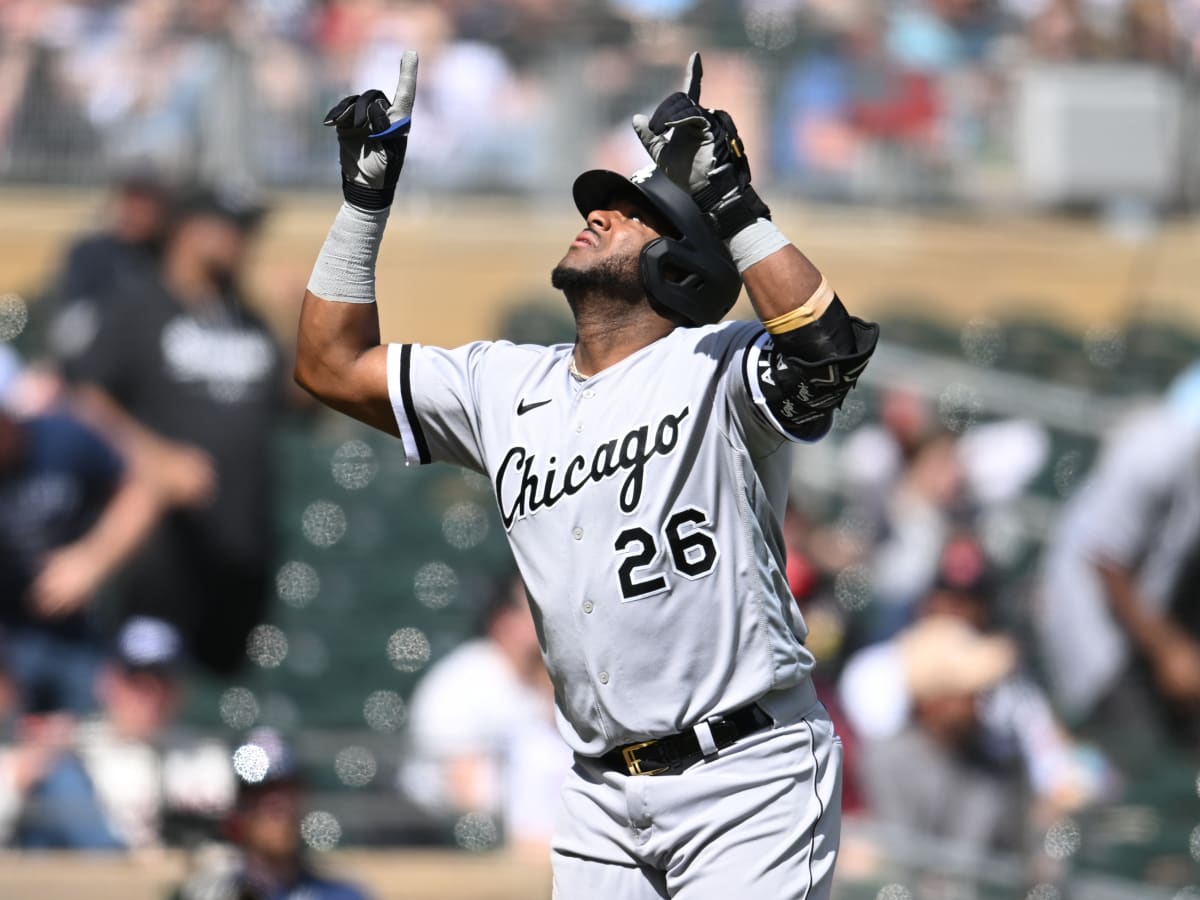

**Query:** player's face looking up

left=551, top=200, right=671, bottom=314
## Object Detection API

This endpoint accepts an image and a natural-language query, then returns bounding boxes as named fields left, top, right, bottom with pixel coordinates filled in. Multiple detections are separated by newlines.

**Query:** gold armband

left=762, top=278, right=835, bottom=334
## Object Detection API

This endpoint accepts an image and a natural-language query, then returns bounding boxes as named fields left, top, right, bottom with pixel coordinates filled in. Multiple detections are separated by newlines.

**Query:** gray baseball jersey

left=387, top=320, right=820, bottom=757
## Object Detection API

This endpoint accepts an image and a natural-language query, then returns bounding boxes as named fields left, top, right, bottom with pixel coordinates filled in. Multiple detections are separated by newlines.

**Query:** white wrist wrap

left=727, top=218, right=789, bottom=273
left=307, top=202, right=391, bottom=303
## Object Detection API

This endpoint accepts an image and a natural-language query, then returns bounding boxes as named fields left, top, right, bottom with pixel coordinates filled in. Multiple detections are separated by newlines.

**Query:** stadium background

left=1, top=0, right=1199, bottom=898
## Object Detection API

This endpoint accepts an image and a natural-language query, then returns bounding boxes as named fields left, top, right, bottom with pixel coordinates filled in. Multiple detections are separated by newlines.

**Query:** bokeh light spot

left=300, top=811, right=342, bottom=851
left=415, top=561, right=459, bottom=610
left=1189, top=825, right=1200, bottom=863
left=276, top=561, right=319, bottom=608
left=1083, top=325, right=1125, bottom=369
left=834, top=565, right=872, bottom=611
left=744, top=5, right=797, bottom=50
left=232, top=743, right=270, bottom=783
left=937, top=383, right=982, bottom=433
left=834, top=512, right=874, bottom=544
left=247, top=624, right=288, bottom=668
left=332, top=440, right=378, bottom=490
left=454, top=812, right=500, bottom=851
left=363, top=690, right=407, bottom=733
left=0, top=294, right=28, bottom=342
left=1026, top=885, right=1061, bottom=900
left=1044, top=819, right=1082, bottom=859
left=961, top=317, right=1004, bottom=366
left=875, top=885, right=913, bottom=900
left=442, top=501, right=489, bottom=550
left=387, top=627, right=431, bottom=672
left=219, top=687, right=259, bottom=730
left=334, top=746, right=377, bottom=788
left=302, top=500, right=347, bottom=548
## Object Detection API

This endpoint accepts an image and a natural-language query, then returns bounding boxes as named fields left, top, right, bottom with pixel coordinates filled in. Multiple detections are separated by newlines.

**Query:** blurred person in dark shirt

left=51, top=172, right=172, bottom=316
left=0, top=393, right=161, bottom=714
left=175, top=727, right=370, bottom=900
left=54, top=185, right=285, bottom=677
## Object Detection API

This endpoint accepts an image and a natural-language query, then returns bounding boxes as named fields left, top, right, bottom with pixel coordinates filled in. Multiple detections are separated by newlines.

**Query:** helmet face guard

left=571, top=168, right=742, bottom=326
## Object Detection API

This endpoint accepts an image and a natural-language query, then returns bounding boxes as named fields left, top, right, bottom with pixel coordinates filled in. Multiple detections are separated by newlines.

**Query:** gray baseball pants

left=551, top=681, right=843, bottom=899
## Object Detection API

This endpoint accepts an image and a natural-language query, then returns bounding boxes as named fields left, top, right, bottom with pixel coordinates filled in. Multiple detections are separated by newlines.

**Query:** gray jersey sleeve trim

left=386, top=342, right=430, bottom=464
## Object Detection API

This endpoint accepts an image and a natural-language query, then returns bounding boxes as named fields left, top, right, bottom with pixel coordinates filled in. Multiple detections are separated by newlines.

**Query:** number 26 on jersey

left=613, top=506, right=719, bottom=601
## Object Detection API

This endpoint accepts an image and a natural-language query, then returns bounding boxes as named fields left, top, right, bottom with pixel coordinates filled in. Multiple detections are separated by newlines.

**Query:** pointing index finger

left=683, top=51, right=702, bottom=102
left=389, top=49, right=420, bottom=119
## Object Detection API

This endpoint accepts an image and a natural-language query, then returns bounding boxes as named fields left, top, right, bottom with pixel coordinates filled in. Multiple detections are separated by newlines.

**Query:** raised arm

left=293, top=51, right=420, bottom=436
left=634, top=53, right=878, bottom=439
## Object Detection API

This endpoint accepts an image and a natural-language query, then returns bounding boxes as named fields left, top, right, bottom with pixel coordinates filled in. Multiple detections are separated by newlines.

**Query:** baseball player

left=295, top=50, right=878, bottom=899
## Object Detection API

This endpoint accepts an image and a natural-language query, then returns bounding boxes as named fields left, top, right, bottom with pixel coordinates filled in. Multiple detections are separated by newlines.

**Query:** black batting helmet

left=572, top=167, right=742, bottom=326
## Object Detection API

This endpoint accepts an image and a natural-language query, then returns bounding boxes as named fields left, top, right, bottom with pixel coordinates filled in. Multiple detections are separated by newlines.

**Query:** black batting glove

left=324, top=50, right=418, bottom=210
left=632, top=52, right=770, bottom=241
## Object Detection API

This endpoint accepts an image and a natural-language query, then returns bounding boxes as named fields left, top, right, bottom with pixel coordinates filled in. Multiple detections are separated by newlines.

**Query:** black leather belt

left=597, top=703, right=773, bottom=776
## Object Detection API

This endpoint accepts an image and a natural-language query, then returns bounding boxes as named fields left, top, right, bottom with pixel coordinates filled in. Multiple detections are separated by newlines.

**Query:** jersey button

left=598, top=671, right=609, bottom=685
left=574, top=422, right=583, bottom=433
left=582, top=600, right=594, bottom=614
left=583, top=389, right=595, bottom=399
left=572, top=527, right=584, bottom=541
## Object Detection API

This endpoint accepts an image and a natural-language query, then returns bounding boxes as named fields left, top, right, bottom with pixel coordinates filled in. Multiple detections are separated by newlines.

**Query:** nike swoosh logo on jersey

left=517, top=398, right=553, bottom=416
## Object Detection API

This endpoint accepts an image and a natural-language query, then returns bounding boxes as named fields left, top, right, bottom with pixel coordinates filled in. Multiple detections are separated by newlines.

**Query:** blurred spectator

left=349, top=1, right=546, bottom=193
left=39, top=171, right=174, bottom=360
left=1, top=0, right=1193, bottom=200
left=399, top=570, right=570, bottom=857
left=1122, top=0, right=1180, bottom=63
left=769, top=17, right=876, bottom=200
left=844, top=614, right=1024, bottom=851
left=839, top=381, right=1046, bottom=526
left=840, top=385, right=938, bottom=525
left=50, top=171, right=173, bottom=314
left=2, top=0, right=1190, bottom=204
left=11, top=616, right=234, bottom=850
left=1018, top=0, right=1113, bottom=60
left=837, top=387, right=1047, bottom=647
left=0, top=633, right=76, bottom=846
left=54, top=185, right=285, bottom=677
left=840, top=549, right=1113, bottom=855
left=0, top=394, right=161, bottom=714
left=0, top=0, right=98, bottom=181
left=866, top=428, right=968, bottom=639
left=1035, top=361, right=1200, bottom=764
left=175, top=727, right=371, bottom=900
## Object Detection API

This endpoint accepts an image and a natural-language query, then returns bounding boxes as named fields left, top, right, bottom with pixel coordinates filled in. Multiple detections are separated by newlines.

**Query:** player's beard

left=551, top=247, right=645, bottom=320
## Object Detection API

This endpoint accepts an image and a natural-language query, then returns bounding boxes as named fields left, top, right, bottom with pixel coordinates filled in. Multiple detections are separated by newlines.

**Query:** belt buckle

left=621, top=740, right=669, bottom=777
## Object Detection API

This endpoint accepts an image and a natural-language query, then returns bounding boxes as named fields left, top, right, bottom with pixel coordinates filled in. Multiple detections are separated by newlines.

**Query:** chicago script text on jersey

left=494, top=406, right=691, bottom=529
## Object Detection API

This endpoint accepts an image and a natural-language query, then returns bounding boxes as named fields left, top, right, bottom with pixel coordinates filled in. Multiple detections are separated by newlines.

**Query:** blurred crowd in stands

left=0, top=170, right=1194, bottom=895
left=0, top=171, right=378, bottom=897
left=0, top=0, right=1198, bottom=201
left=0, top=1, right=1198, bottom=897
